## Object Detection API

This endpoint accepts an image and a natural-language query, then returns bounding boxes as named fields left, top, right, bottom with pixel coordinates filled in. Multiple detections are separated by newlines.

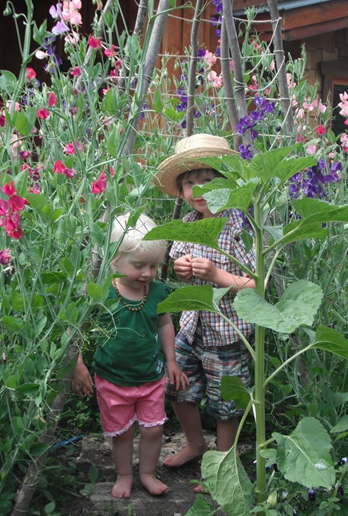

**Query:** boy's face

left=181, top=168, right=218, bottom=219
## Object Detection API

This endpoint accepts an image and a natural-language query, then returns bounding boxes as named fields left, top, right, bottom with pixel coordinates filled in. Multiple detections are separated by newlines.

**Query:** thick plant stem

left=254, top=202, right=267, bottom=505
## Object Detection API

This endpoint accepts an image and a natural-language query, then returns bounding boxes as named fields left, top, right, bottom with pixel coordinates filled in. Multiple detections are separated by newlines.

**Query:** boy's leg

left=111, top=424, right=135, bottom=498
left=216, top=417, right=239, bottom=451
left=163, top=401, right=208, bottom=467
left=138, top=425, right=168, bottom=495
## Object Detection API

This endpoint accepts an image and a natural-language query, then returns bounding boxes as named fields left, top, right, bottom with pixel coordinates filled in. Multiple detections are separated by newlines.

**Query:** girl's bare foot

left=163, top=443, right=208, bottom=468
left=111, top=474, right=133, bottom=498
left=140, top=473, right=168, bottom=495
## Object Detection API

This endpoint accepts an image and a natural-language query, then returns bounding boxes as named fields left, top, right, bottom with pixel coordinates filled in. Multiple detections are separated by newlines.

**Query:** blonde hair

left=110, top=213, right=166, bottom=271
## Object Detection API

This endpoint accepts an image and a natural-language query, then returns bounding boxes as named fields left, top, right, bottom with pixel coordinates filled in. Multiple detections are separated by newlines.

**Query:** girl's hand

left=174, top=254, right=193, bottom=282
left=166, top=360, right=190, bottom=391
left=72, top=361, right=94, bottom=398
left=191, top=257, right=217, bottom=282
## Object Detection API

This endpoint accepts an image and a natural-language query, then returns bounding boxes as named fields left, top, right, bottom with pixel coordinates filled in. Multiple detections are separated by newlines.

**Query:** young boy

left=154, top=134, right=256, bottom=485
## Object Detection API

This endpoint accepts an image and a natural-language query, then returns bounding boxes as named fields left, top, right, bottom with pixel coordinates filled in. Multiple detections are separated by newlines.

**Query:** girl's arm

left=72, top=353, right=94, bottom=398
left=158, top=313, right=189, bottom=390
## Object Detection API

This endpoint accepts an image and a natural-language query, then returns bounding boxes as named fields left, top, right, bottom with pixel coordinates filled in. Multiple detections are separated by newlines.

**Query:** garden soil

left=60, top=427, right=252, bottom=516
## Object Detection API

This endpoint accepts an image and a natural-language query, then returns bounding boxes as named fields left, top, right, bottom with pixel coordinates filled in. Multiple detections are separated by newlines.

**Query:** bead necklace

left=112, top=279, right=147, bottom=312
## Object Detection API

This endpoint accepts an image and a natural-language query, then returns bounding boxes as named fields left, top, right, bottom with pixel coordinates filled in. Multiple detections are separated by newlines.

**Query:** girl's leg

left=111, top=424, right=135, bottom=498
left=163, top=401, right=208, bottom=467
left=138, top=424, right=168, bottom=495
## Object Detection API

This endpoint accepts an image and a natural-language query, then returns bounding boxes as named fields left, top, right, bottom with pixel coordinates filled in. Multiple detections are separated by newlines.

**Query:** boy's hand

left=167, top=360, right=190, bottom=391
left=72, top=362, right=94, bottom=398
left=191, top=257, right=217, bottom=283
left=174, top=254, right=193, bottom=282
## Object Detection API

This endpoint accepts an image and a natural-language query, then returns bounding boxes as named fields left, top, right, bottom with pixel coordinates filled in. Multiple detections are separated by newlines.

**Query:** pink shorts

left=95, top=374, right=167, bottom=437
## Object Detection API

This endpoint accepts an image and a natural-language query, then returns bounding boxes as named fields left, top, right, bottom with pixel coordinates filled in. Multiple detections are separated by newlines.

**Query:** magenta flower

left=88, top=36, right=102, bottom=49
left=37, top=108, right=50, bottom=119
left=0, top=200, right=10, bottom=215
left=70, top=66, right=81, bottom=77
left=63, top=141, right=82, bottom=154
left=104, top=45, right=116, bottom=58
left=26, top=67, right=36, bottom=80
left=2, top=181, right=16, bottom=197
left=48, top=92, right=57, bottom=107
left=53, top=160, right=67, bottom=174
left=0, top=114, right=5, bottom=127
left=5, top=213, right=23, bottom=239
left=0, top=249, right=10, bottom=265
left=9, top=195, right=28, bottom=213
left=19, top=150, right=31, bottom=160
left=92, top=171, right=106, bottom=193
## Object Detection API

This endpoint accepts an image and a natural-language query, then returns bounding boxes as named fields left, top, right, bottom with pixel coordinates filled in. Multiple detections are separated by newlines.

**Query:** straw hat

left=154, top=133, right=237, bottom=197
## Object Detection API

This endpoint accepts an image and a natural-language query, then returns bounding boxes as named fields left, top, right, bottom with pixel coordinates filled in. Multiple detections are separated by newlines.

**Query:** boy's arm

left=158, top=313, right=189, bottom=390
left=173, top=254, right=193, bottom=282
left=191, top=257, right=255, bottom=293
left=72, top=352, right=94, bottom=398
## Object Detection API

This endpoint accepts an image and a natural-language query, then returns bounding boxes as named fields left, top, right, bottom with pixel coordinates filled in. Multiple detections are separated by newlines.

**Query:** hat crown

left=175, top=134, right=229, bottom=154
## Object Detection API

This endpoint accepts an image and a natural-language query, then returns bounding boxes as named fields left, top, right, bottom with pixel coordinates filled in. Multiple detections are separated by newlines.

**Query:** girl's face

left=181, top=168, right=218, bottom=218
left=114, top=249, right=163, bottom=291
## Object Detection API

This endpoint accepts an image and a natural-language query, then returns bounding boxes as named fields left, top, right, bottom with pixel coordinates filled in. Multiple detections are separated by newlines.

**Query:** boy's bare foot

left=163, top=443, right=208, bottom=468
left=140, top=473, right=168, bottom=496
left=111, top=474, right=133, bottom=498
left=193, top=483, right=208, bottom=493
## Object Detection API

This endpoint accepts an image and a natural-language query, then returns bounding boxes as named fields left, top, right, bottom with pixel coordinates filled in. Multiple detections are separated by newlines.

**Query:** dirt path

left=64, top=429, right=220, bottom=515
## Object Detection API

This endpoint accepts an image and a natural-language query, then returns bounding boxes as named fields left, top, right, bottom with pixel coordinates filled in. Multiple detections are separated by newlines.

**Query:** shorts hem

left=138, top=416, right=168, bottom=428
left=103, top=415, right=137, bottom=437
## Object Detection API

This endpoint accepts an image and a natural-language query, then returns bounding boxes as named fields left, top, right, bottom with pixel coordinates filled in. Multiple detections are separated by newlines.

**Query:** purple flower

left=49, top=3, right=62, bottom=19
left=52, top=20, right=69, bottom=35
left=239, top=144, right=253, bottom=160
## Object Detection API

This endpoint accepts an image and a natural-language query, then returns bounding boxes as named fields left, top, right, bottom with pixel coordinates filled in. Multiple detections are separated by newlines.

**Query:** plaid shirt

left=170, top=209, right=256, bottom=347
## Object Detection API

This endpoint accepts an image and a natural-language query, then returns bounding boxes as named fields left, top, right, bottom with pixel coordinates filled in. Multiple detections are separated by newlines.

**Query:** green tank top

left=92, top=281, right=170, bottom=386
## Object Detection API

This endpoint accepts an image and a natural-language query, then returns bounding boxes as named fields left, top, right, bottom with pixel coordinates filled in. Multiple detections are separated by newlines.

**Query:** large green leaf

left=279, top=220, right=328, bottom=247
left=184, top=495, right=214, bottom=515
left=198, top=179, right=259, bottom=214
left=312, top=325, right=348, bottom=360
left=293, top=198, right=347, bottom=218
left=221, top=376, right=251, bottom=409
left=144, top=218, right=227, bottom=251
left=157, top=285, right=218, bottom=314
left=330, top=416, right=348, bottom=434
left=273, top=417, right=335, bottom=489
left=234, top=280, right=323, bottom=333
left=201, top=447, right=253, bottom=515
left=247, top=146, right=296, bottom=183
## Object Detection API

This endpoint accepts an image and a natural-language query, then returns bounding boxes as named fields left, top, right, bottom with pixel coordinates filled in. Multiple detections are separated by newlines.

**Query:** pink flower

left=26, top=68, right=36, bottom=80
left=65, top=31, right=80, bottom=45
left=37, top=108, right=50, bottom=119
left=52, top=20, right=70, bottom=35
left=9, top=195, right=28, bottom=213
left=2, top=181, right=16, bottom=197
left=70, top=66, right=81, bottom=77
left=0, top=114, right=5, bottom=127
left=88, top=36, right=102, bottom=49
left=306, top=145, right=317, bottom=155
left=0, top=200, right=10, bottom=216
left=104, top=45, right=117, bottom=58
left=29, top=184, right=42, bottom=194
left=207, top=71, right=223, bottom=88
left=53, top=160, right=67, bottom=174
left=0, top=249, right=10, bottom=265
left=92, top=170, right=106, bottom=194
left=204, top=50, right=217, bottom=70
left=5, top=213, right=23, bottom=239
left=48, top=92, right=57, bottom=107
left=316, top=125, right=326, bottom=136
left=64, top=168, right=75, bottom=178
left=319, top=103, right=327, bottom=113
left=64, top=141, right=82, bottom=154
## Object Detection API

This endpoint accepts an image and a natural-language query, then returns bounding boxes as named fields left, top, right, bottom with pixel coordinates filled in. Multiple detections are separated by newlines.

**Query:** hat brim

left=154, top=147, right=237, bottom=197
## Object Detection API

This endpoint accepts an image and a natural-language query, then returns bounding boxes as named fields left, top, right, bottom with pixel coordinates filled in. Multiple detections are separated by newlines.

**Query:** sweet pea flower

left=35, top=50, right=49, bottom=60
left=204, top=50, right=217, bottom=70
left=64, top=141, right=82, bottom=154
left=52, top=20, right=70, bottom=35
left=48, top=92, right=57, bottom=107
left=316, top=125, right=326, bottom=136
left=9, top=195, right=28, bottom=213
left=5, top=213, right=23, bottom=239
left=306, top=145, right=317, bottom=155
left=2, top=181, right=16, bottom=197
left=65, top=31, right=80, bottom=45
left=0, top=114, right=5, bottom=127
left=207, top=70, right=223, bottom=88
left=104, top=45, right=117, bottom=58
left=0, top=200, right=10, bottom=215
left=70, top=66, right=81, bottom=77
left=92, top=172, right=107, bottom=194
left=0, top=249, right=10, bottom=265
left=26, top=67, right=36, bottom=80
left=53, top=160, right=67, bottom=174
left=37, top=108, right=50, bottom=119
left=49, top=3, right=62, bottom=19
left=88, top=36, right=102, bottom=49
